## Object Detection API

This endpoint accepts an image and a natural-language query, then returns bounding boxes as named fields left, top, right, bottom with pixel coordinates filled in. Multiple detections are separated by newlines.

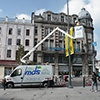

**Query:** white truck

left=2, top=65, right=54, bottom=88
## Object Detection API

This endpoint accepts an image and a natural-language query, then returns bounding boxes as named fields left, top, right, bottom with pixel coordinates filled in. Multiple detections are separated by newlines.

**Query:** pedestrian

left=91, top=72, right=98, bottom=92
left=61, top=72, right=64, bottom=81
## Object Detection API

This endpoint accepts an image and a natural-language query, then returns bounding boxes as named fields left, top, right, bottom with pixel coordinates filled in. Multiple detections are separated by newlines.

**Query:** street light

left=67, top=0, right=73, bottom=88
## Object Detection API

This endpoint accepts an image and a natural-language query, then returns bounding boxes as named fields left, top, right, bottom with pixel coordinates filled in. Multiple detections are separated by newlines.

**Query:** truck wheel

left=43, top=82, right=48, bottom=88
left=7, top=83, right=14, bottom=88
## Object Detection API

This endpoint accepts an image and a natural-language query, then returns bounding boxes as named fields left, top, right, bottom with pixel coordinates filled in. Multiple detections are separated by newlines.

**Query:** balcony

left=42, top=47, right=65, bottom=54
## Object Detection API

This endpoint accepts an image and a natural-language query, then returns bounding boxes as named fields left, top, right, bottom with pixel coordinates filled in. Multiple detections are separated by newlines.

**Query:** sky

left=0, top=0, right=100, bottom=59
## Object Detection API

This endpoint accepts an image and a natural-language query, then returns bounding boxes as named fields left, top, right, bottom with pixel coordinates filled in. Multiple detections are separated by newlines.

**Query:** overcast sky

left=0, top=0, right=100, bottom=59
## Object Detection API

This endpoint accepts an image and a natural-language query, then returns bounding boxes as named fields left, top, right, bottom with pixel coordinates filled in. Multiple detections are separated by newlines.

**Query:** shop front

left=58, top=65, right=68, bottom=75
left=0, top=60, right=17, bottom=80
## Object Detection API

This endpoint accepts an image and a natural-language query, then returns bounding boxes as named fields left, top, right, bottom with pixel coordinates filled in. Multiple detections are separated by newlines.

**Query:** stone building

left=0, top=17, right=34, bottom=79
left=32, top=8, right=95, bottom=76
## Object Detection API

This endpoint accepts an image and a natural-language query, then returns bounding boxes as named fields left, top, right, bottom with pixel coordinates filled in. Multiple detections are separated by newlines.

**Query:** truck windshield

left=11, top=69, right=22, bottom=77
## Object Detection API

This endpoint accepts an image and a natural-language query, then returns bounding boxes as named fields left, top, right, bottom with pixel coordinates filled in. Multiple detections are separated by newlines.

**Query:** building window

left=73, top=55, right=82, bottom=64
left=58, top=55, right=65, bottom=63
left=25, top=39, right=29, bottom=46
left=47, top=15, right=51, bottom=21
left=43, top=54, right=55, bottom=63
left=50, top=28, right=53, bottom=33
left=26, top=29, right=30, bottom=36
left=0, top=27, right=1, bottom=34
left=7, top=50, right=11, bottom=58
left=50, top=40, right=53, bottom=47
left=16, top=50, right=18, bottom=60
left=88, top=56, right=92, bottom=64
left=74, top=18, right=76, bottom=24
left=8, top=38, right=12, bottom=45
left=17, top=28, right=21, bottom=35
left=33, top=53, right=37, bottom=62
left=44, top=40, right=48, bottom=50
left=59, top=31, right=62, bottom=36
left=77, top=42, right=80, bottom=50
left=45, top=28, right=48, bottom=36
left=87, top=33, right=91, bottom=39
left=59, top=41, right=62, bottom=48
left=61, top=16, right=64, bottom=22
left=9, top=28, right=13, bottom=35
left=50, top=28, right=54, bottom=37
left=35, top=27, right=38, bottom=34
left=34, top=39, right=37, bottom=46
left=17, top=39, right=21, bottom=45
left=88, top=43, right=91, bottom=50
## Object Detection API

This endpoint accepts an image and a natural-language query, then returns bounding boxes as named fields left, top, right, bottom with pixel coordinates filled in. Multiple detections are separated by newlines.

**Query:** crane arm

left=20, top=27, right=75, bottom=64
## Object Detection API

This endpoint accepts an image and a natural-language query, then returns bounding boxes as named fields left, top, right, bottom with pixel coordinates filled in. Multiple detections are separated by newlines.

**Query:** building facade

left=0, top=17, right=34, bottom=79
left=32, top=8, right=95, bottom=76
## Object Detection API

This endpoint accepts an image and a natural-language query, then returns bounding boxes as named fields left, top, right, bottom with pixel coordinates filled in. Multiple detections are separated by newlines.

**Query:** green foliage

left=29, top=61, right=36, bottom=65
left=16, top=44, right=25, bottom=65
left=16, top=44, right=35, bottom=65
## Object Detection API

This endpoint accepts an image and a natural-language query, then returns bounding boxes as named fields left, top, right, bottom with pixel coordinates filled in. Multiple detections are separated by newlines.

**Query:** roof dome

left=78, top=8, right=91, bottom=20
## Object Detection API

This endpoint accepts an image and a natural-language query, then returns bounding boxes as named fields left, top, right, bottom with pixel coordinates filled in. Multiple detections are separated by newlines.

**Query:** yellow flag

left=65, top=34, right=69, bottom=56
left=65, top=27, right=74, bottom=56
left=69, top=27, right=74, bottom=55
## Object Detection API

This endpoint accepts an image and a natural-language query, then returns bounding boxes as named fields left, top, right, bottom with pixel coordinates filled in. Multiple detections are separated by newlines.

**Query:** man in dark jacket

left=91, top=72, right=98, bottom=92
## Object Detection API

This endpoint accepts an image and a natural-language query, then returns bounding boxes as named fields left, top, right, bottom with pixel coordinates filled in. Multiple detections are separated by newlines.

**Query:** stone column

left=0, top=66, right=4, bottom=79
left=82, top=55, right=85, bottom=76
left=85, top=54, right=89, bottom=77
left=82, top=54, right=89, bottom=77
left=37, top=52, right=42, bottom=64
left=55, top=54, right=59, bottom=75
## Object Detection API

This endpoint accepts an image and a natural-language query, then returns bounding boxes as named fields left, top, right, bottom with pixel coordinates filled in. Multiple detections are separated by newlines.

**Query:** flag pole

left=67, top=0, right=73, bottom=88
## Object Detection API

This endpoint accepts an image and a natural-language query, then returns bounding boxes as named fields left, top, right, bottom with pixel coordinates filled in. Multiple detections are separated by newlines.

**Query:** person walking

left=91, top=72, right=98, bottom=92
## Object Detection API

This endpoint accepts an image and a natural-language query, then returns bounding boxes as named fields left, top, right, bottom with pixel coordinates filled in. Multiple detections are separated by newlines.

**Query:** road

left=0, top=77, right=100, bottom=89
left=0, top=85, right=100, bottom=100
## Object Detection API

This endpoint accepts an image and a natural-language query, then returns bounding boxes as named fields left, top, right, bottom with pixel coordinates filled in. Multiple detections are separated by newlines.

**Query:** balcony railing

left=0, top=17, right=33, bottom=24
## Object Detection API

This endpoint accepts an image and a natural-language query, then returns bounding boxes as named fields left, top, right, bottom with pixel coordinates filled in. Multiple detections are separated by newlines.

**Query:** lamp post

left=67, top=0, right=73, bottom=88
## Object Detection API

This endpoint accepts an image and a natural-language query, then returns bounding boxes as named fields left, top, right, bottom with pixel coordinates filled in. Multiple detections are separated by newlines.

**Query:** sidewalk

left=0, top=86, right=100, bottom=100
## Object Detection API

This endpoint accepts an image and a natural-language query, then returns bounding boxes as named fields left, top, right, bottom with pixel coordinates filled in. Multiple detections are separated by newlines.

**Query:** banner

left=74, top=26, right=84, bottom=39
left=69, top=27, right=74, bottom=55
left=65, top=27, right=74, bottom=56
left=65, top=34, right=69, bottom=56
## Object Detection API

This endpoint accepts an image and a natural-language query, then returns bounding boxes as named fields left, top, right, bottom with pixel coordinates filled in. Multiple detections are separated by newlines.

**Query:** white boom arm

left=20, top=27, right=75, bottom=64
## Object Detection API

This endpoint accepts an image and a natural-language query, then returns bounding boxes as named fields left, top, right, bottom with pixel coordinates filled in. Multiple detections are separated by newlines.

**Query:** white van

left=2, top=65, right=54, bottom=88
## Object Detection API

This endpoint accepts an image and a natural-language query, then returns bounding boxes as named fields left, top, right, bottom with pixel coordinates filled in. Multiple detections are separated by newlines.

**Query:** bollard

left=83, top=76, right=85, bottom=88
left=4, top=78, right=6, bottom=90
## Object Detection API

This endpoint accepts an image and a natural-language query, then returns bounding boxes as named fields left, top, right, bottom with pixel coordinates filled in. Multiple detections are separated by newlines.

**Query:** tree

left=16, top=44, right=36, bottom=65
left=16, top=44, right=25, bottom=65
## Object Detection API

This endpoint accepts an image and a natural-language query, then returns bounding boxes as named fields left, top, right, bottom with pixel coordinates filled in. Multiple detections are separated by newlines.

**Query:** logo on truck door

left=24, top=66, right=41, bottom=75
